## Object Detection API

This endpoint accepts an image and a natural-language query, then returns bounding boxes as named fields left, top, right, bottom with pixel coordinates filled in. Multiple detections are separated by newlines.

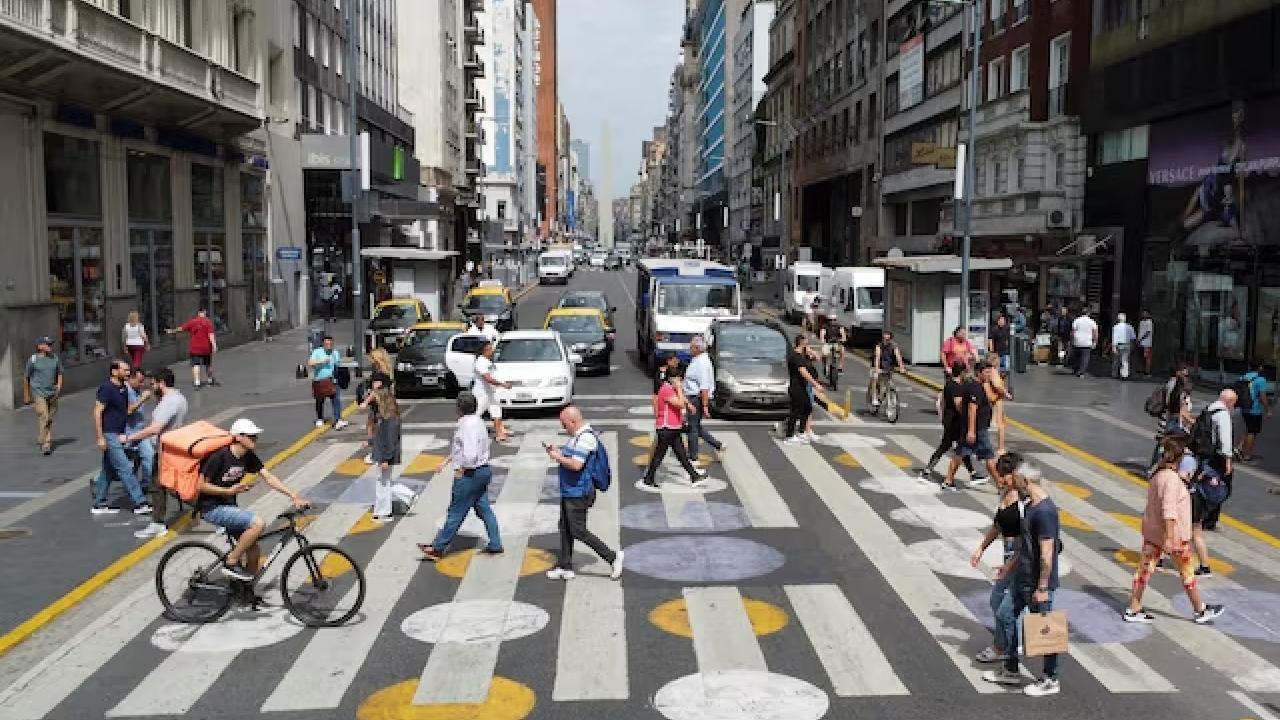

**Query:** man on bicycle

left=870, top=330, right=907, bottom=408
left=198, top=418, right=309, bottom=581
left=817, top=313, right=847, bottom=373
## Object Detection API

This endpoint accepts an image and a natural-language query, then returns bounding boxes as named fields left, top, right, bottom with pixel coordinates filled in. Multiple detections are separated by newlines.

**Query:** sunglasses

left=239, top=434, right=260, bottom=441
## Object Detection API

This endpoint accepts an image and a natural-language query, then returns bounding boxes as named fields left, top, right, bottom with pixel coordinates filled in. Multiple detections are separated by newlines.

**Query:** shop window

left=48, top=228, right=106, bottom=364
left=191, top=163, right=225, bottom=228
left=127, top=151, right=174, bottom=343
left=44, top=133, right=101, bottom=217
left=195, top=233, right=228, bottom=331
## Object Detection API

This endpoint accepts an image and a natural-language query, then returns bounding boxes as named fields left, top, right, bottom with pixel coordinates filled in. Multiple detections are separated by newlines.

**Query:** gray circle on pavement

left=622, top=536, right=786, bottom=582
left=619, top=501, right=751, bottom=532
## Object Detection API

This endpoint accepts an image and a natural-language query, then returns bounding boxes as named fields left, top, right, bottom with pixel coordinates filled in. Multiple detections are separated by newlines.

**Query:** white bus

left=537, top=249, right=574, bottom=284
left=783, top=261, right=825, bottom=323
left=635, top=259, right=742, bottom=373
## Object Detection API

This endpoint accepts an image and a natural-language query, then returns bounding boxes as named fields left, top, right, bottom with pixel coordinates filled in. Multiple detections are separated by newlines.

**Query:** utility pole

left=346, top=0, right=363, bottom=365
left=958, top=0, right=981, bottom=333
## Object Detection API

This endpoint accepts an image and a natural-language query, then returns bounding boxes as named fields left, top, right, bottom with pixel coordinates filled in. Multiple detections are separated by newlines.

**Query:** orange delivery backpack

left=158, top=421, right=235, bottom=502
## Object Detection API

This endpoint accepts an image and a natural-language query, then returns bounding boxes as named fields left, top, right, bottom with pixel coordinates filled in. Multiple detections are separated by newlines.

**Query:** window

left=294, top=78, right=303, bottom=124
left=190, top=164, right=225, bottom=228
left=870, top=21, right=879, bottom=65
left=926, top=43, right=961, bottom=96
left=987, top=57, right=1006, bottom=101
left=307, top=84, right=317, bottom=130
left=291, top=3, right=300, bottom=48
left=868, top=93, right=877, bottom=133
left=853, top=100, right=862, bottom=141
left=1011, top=0, right=1030, bottom=25
left=991, top=158, right=1007, bottom=194
left=242, top=174, right=267, bottom=324
left=1010, top=45, right=1029, bottom=92
left=48, top=228, right=106, bottom=364
left=1098, top=125, right=1149, bottom=165
left=306, top=13, right=315, bottom=57
left=990, top=0, right=1006, bottom=32
left=321, top=28, right=330, bottom=67
left=1054, top=149, right=1066, bottom=187
left=335, top=38, right=344, bottom=75
left=333, top=100, right=345, bottom=135
left=892, top=202, right=908, bottom=236
left=44, top=133, right=101, bottom=217
left=1049, top=32, right=1070, bottom=89
left=911, top=198, right=941, bottom=235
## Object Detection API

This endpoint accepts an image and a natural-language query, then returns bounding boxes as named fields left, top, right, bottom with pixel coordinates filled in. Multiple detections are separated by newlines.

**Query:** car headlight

left=426, top=363, right=445, bottom=371
left=550, top=376, right=569, bottom=386
left=395, top=362, right=413, bottom=372
left=590, top=342, right=607, bottom=351
left=571, top=343, right=589, bottom=352
left=499, top=310, right=512, bottom=319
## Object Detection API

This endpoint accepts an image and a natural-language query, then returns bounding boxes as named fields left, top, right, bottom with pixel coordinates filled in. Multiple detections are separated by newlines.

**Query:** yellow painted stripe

left=892, top=363, right=1280, bottom=552
left=0, top=401, right=358, bottom=657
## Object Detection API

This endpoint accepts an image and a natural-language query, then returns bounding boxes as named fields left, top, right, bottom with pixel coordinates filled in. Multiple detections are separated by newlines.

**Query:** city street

left=1, top=267, right=1279, bottom=720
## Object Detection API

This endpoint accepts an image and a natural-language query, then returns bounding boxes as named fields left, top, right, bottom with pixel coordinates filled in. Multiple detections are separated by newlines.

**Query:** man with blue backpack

left=1234, top=360, right=1272, bottom=462
left=544, top=405, right=623, bottom=581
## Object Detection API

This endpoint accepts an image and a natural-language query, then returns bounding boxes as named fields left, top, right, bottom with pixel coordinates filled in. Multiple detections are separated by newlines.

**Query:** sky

left=557, top=0, right=686, bottom=202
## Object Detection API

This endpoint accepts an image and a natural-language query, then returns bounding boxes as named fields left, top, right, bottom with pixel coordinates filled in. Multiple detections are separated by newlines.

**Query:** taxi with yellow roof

left=392, top=320, right=467, bottom=395
left=543, top=307, right=612, bottom=374
left=367, top=297, right=431, bottom=352
left=459, top=279, right=517, bottom=331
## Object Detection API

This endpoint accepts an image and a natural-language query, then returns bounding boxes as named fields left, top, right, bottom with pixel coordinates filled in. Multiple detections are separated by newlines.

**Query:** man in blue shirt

left=683, top=337, right=724, bottom=466
left=124, top=368, right=156, bottom=492
left=1237, top=361, right=1272, bottom=461
left=308, top=335, right=349, bottom=429
left=545, top=405, right=622, bottom=581
left=91, top=360, right=149, bottom=514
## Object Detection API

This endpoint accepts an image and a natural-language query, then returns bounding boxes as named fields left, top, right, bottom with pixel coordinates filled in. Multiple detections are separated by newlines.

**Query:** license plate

left=418, top=375, right=438, bottom=385
left=516, top=392, right=533, bottom=401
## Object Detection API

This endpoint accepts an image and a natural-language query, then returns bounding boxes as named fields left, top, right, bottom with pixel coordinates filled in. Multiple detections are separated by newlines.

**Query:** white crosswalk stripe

left=784, top=583, right=908, bottom=697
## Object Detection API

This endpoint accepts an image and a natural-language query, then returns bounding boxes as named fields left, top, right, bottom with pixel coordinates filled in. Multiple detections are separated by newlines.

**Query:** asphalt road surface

left=2, top=266, right=1279, bottom=720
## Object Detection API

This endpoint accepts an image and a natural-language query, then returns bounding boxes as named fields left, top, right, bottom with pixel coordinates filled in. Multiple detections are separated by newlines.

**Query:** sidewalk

left=0, top=321, right=365, bottom=640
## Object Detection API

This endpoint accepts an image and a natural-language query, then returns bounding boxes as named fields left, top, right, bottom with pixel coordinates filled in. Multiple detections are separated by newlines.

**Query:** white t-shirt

left=1072, top=316, right=1098, bottom=348
left=472, top=355, right=497, bottom=400
left=1111, top=322, right=1136, bottom=347
left=123, top=323, right=147, bottom=347
left=1137, top=318, right=1154, bottom=348
left=469, top=324, right=500, bottom=342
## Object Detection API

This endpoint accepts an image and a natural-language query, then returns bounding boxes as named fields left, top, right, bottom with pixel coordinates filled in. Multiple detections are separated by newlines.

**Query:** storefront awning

left=360, top=247, right=458, bottom=261
left=873, top=254, right=1013, bottom=274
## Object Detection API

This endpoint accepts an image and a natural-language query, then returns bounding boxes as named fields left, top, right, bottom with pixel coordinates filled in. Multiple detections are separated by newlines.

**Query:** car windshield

left=857, top=287, right=885, bottom=310
left=403, top=329, right=456, bottom=349
left=464, top=294, right=508, bottom=313
left=495, top=338, right=563, bottom=362
left=717, top=327, right=788, bottom=361
left=796, top=275, right=820, bottom=292
left=374, top=303, right=418, bottom=322
left=541, top=255, right=568, bottom=267
left=548, top=315, right=603, bottom=335
left=655, top=283, right=739, bottom=316
left=449, top=335, right=490, bottom=355
left=559, top=294, right=606, bottom=311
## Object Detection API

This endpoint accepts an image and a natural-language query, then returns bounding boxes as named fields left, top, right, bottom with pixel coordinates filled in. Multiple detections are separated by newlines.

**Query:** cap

left=229, top=418, right=265, bottom=436
left=35, top=336, right=54, bottom=347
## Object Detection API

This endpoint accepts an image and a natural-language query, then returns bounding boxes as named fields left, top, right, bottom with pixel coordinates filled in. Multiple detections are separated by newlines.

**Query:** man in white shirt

left=472, top=340, right=512, bottom=442
left=1110, top=312, right=1138, bottom=380
left=468, top=315, right=500, bottom=343
left=418, top=391, right=502, bottom=560
left=1070, top=310, right=1099, bottom=377
left=1137, top=309, right=1155, bottom=376
left=1200, top=389, right=1238, bottom=531
left=683, top=337, right=724, bottom=466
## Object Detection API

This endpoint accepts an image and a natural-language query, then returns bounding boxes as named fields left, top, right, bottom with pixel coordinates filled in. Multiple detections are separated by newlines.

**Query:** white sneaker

left=364, top=454, right=375, bottom=465
left=315, top=419, right=325, bottom=428
left=975, top=646, right=1008, bottom=663
left=334, top=419, right=350, bottom=430
left=981, top=668, right=1024, bottom=686
left=783, top=436, right=806, bottom=445
left=133, top=522, right=167, bottom=539
left=806, top=432, right=820, bottom=443
left=1023, top=677, right=1060, bottom=697
left=610, top=550, right=625, bottom=580
left=546, top=567, right=576, bottom=581
left=90, top=506, right=119, bottom=515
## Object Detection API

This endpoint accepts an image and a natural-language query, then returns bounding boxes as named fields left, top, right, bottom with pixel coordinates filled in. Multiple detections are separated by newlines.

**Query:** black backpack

left=1188, top=407, right=1223, bottom=458
left=1144, top=387, right=1165, bottom=418
left=1230, top=375, right=1255, bottom=407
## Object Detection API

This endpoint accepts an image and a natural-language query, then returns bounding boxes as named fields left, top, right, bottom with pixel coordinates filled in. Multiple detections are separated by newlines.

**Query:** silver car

left=708, top=320, right=791, bottom=417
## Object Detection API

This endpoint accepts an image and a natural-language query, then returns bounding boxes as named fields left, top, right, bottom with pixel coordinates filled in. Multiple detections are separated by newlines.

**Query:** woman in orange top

left=984, top=355, right=1011, bottom=455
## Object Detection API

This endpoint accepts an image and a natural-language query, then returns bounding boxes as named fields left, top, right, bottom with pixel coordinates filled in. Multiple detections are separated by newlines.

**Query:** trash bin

left=1014, top=336, right=1030, bottom=374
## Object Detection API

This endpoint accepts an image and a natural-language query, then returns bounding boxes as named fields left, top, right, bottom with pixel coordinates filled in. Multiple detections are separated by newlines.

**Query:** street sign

left=276, top=247, right=303, bottom=261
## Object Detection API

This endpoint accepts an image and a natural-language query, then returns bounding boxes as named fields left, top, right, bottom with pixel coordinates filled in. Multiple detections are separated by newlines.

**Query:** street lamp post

left=346, top=0, right=364, bottom=366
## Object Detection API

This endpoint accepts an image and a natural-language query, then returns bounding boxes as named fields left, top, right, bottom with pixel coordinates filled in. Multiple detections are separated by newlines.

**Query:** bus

left=635, top=259, right=742, bottom=373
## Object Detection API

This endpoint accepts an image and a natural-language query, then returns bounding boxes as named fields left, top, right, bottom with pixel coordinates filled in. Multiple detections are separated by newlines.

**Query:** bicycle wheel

left=884, top=387, right=901, bottom=424
left=827, top=355, right=839, bottom=391
left=156, top=541, right=234, bottom=623
left=281, top=543, right=366, bottom=627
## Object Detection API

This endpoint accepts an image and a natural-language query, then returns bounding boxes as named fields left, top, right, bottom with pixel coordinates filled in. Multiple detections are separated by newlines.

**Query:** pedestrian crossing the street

left=2, top=424, right=1279, bottom=719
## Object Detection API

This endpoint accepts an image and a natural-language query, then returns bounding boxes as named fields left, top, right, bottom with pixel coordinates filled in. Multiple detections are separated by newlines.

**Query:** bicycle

left=865, top=369, right=901, bottom=423
left=155, top=508, right=366, bottom=627
left=824, top=342, right=845, bottom=391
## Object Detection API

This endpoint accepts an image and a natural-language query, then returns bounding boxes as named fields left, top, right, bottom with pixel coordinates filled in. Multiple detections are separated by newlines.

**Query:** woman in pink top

left=640, top=364, right=709, bottom=489
left=941, top=327, right=976, bottom=378
left=1122, top=437, right=1225, bottom=624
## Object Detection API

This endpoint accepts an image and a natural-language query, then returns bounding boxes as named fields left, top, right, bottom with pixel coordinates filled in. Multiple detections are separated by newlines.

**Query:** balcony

left=1010, top=0, right=1030, bottom=26
left=0, top=0, right=260, bottom=133
left=465, top=158, right=483, bottom=176
left=464, top=19, right=484, bottom=45
left=464, top=91, right=485, bottom=114
left=463, top=52, right=484, bottom=78
left=964, top=89, right=1030, bottom=140
left=464, top=121, right=485, bottom=142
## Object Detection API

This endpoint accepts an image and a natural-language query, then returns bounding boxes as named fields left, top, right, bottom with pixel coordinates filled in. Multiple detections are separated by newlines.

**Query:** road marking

left=0, top=491, right=42, bottom=499
left=1229, top=689, right=1280, bottom=720
left=259, top=459, right=456, bottom=712
left=413, top=434, right=555, bottom=705
left=779, top=439, right=1000, bottom=693
left=784, top=583, right=909, bottom=697
left=553, top=432, right=627, bottom=701
left=717, top=432, right=797, bottom=528
left=685, top=586, right=768, bottom=672
left=401, top=419, right=943, bottom=431
left=0, top=442, right=358, bottom=720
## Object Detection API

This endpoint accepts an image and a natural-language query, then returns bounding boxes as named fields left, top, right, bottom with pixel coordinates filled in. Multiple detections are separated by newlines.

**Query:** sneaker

left=975, top=646, right=1008, bottom=663
left=1122, top=608, right=1155, bottom=623
left=334, top=420, right=350, bottom=430
left=369, top=515, right=392, bottom=524
left=315, top=419, right=325, bottom=428
left=1194, top=565, right=1212, bottom=576
left=1194, top=604, right=1225, bottom=624
left=481, top=546, right=505, bottom=555
left=638, top=478, right=659, bottom=489
left=916, top=468, right=933, bottom=483
left=221, top=563, right=254, bottom=582
left=193, top=382, right=202, bottom=391
left=364, top=454, right=375, bottom=465
left=417, top=545, right=443, bottom=562
left=133, top=522, right=167, bottom=539
left=41, top=444, right=52, bottom=456
left=806, top=432, right=821, bottom=443
left=968, top=475, right=990, bottom=486
left=546, top=567, right=576, bottom=581
left=90, top=505, right=119, bottom=515
left=1024, top=677, right=1060, bottom=697
left=207, top=378, right=221, bottom=387
left=981, top=668, right=1024, bottom=686
left=871, top=399, right=880, bottom=408
left=132, top=504, right=153, bottom=516
left=782, top=436, right=806, bottom=445
left=940, top=483, right=960, bottom=493
left=610, top=550, right=625, bottom=580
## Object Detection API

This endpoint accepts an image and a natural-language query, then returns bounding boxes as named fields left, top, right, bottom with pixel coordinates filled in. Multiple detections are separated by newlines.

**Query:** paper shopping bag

left=1022, top=610, right=1069, bottom=656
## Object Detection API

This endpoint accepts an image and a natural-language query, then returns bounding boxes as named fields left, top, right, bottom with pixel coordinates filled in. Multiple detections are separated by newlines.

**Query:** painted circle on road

left=1170, top=590, right=1280, bottom=642
left=336, top=458, right=373, bottom=477
left=629, top=435, right=653, bottom=448
left=435, top=548, right=556, bottom=579
left=403, top=453, right=448, bottom=475
left=620, top=501, right=751, bottom=532
left=453, top=502, right=561, bottom=538
left=905, top=538, right=1073, bottom=580
left=401, top=600, right=550, bottom=644
left=859, top=477, right=941, bottom=496
left=151, top=600, right=304, bottom=652
left=633, top=477, right=729, bottom=495
left=1113, top=548, right=1236, bottom=576
left=889, top=506, right=992, bottom=531
left=622, top=536, right=786, bottom=582
left=356, top=676, right=535, bottom=720
left=835, top=452, right=912, bottom=469
left=811, top=433, right=887, bottom=448
left=653, top=670, right=828, bottom=720
left=959, top=587, right=1153, bottom=643
left=649, top=597, right=789, bottom=638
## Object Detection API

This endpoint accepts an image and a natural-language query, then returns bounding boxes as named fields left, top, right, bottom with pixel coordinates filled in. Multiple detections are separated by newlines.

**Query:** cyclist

left=869, top=330, right=907, bottom=408
left=817, top=313, right=847, bottom=376
left=198, top=418, right=309, bottom=581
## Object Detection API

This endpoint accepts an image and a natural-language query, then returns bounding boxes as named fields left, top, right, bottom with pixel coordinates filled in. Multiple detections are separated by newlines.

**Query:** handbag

left=335, top=366, right=352, bottom=390
left=311, top=378, right=337, bottom=399
left=295, top=363, right=308, bottom=380
left=1022, top=609, right=1069, bottom=656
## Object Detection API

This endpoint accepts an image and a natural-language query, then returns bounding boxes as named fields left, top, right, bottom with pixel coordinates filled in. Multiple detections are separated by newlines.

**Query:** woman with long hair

left=369, top=386, right=402, bottom=523
left=984, top=355, right=1011, bottom=455
left=122, top=310, right=149, bottom=370
left=970, top=461, right=1024, bottom=664
left=362, top=348, right=395, bottom=464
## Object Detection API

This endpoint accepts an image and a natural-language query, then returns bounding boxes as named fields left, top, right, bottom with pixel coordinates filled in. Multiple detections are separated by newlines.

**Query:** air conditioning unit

left=1046, top=209, right=1071, bottom=229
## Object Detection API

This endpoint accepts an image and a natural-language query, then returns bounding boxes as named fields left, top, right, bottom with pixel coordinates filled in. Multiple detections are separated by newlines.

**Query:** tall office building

left=533, top=0, right=558, bottom=233
left=571, top=139, right=591, bottom=184
left=477, top=0, right=536, bottom=245
left=729, top=0, right=775, bottom=253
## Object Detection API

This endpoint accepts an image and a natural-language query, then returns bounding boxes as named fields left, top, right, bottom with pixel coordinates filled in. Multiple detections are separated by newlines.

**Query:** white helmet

left=229, top=418, right=265, bottom=436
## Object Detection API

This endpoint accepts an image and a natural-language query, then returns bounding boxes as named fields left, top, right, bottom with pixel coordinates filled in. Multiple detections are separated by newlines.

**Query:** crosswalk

left=2, top=425, right=1279, bottom=719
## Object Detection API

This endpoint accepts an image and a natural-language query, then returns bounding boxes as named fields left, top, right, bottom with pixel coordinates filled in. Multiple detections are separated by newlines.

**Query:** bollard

left=843, top=388, right=852, bottom=419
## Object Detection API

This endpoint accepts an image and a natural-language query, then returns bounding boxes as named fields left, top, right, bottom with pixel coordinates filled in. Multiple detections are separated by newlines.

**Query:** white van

left=829, top=267, right=886, bottom=341
left=538, top=250, right=573, bottom=284
left=783, top=261, right=825, bottom=323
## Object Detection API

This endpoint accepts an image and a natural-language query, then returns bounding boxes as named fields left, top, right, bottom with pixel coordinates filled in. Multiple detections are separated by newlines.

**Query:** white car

left=443, top=333, right=491, bottom=395
left=491, top=330, right=580, bottom=410
left=589, top=252, right=607, bottom=268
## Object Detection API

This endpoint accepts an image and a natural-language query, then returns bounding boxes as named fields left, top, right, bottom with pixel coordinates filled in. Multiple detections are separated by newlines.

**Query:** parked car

left=392, top=322, right=466, bottom=396
left=491, top=330, right=580, bottom=411
left=459, top=280, right=517, bottom=331
left=366, top=298, right=431, bottom=352
left=544, top=308, right=612, bottom=374
left=555, top=290, right=616, bottom=336
left=589, top=251, right=607, bottom=268
left=442, top=332, right=492, bottom=397
left=707, top=319, right=791, bottom=418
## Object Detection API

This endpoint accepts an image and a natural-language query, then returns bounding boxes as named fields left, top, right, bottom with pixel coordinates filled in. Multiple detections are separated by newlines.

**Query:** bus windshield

left=541, top=255, right=568, bottom=267
left=795, top=275, right=820, bottom=292
left=655, top=283, right=738, bottom=317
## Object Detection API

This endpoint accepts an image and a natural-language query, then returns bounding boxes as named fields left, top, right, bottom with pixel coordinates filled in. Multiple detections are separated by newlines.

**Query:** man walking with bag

left=124, top=369, right=188, bottom=538
left=983, top=452, right=1063, bottom=697
left=418, top=391, right=502, bottom=560
left=1110, top=312, right=1137, bottom=380
left=545, top=405, right=623, bottom=581
left=309, top=335, right=349, bottom=429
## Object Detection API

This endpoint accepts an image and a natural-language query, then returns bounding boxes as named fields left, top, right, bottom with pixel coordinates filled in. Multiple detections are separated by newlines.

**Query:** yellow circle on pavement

left=436, top=548, right=556, bottom=579
left=1058, top=510, right=1094, bottom=532
left=1055, top=482, right=1094, bottom=500
left=834, top=452, right=912, bottom=469
left=1108, top=512, right=1143, bottom=532
left=336, top=458, right=371, bottom=477
left=649, top=597, right=789, bottom=639
left=1113, top=548, right=1235, bottom=575
left=357, top=677, right=535, bottom=720
left=629, top=435, right=652, bottom=449
left=404, top=453, right=447, bottom=475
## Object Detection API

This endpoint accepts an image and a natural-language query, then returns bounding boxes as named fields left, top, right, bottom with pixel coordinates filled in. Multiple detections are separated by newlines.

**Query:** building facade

left=760, top=0, right=798, bottom=257
left=729, top=0, right=776, bottom=255
left=477, top=0, right=535, bottom=245
left=532, top=0, right=557, bottom=234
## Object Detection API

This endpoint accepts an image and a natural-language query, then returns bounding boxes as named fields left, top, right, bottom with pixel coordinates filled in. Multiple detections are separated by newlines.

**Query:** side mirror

left=568, top=353, right=584, bottom=364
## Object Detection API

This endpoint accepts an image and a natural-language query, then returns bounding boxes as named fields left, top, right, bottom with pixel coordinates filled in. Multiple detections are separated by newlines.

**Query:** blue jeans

left=93, top=435, right=147, bottom=507
left=430, top=467, right=502, bottom=552
left=134, top=437, right=156, bottom=488
left=1004, top=586, right=1059, bottom=678
left=990, top=544, right=1016, bottom=651
left=315, top=386, right=343, bottom=422
left=685, top=403, right=721, bottom=460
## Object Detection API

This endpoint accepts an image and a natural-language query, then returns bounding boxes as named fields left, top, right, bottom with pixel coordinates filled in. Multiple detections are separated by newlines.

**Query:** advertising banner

left=899, top=35, right=925, bottom=111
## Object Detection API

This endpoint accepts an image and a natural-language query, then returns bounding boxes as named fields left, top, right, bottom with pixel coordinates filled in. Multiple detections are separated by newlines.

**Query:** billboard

left=898, top=35, right=925, bottom=111
left=566, top=190, right=576, bottom=231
